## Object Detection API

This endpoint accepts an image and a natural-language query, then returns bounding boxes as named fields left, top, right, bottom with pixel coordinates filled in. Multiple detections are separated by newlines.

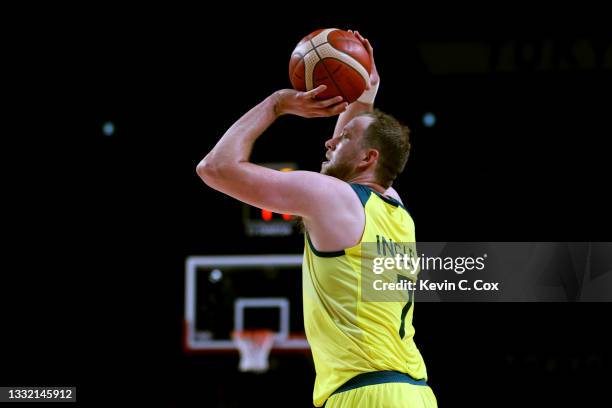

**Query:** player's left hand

left=349, top=30, right=379, bottom=91
left=273, top=86, right=349, bottom=118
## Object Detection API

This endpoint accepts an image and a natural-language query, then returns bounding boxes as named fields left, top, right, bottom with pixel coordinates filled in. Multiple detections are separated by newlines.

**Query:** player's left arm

left=196, top=86, right=349, bottom=216
left=332, top=30, right=379, bottom=139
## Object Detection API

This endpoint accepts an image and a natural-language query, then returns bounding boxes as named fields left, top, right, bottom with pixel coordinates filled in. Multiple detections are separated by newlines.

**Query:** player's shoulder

left=290, top=170, right=355, bottom=193
left=384, top=186, right=404, bottom=204
left=288, top=171, right=362, bottom=210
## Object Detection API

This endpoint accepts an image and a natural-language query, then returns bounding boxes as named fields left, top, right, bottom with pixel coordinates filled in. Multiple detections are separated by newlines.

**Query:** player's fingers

left=316, top=96, right=344, bottom=108
left=353, top=30, right=363, bottom=43
left=355, top=31, right=372, bottom=56
left=305, top=85, right=327, bottom=98
left=336, top=102, right=350, bottom=115
left=323, top=102, right=348, bottom=116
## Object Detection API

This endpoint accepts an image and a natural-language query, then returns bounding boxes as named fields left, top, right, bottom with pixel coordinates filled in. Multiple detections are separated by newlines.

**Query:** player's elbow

left=196, top=156, right=222, bottom=185
left=197, top=154, right=244, bottom=191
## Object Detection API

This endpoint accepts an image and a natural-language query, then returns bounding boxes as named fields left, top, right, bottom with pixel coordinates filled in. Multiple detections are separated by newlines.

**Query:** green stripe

left=350, top=183, right=372, bottom=207
left=306, top=233, right=345, bottom=258
left=353, top=183, right=412, bottom=213
left=331, top=371, right=427, bottom=398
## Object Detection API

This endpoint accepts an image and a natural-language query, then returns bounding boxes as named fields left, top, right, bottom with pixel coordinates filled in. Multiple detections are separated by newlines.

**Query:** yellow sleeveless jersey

left=303, top=183, right=428, bottom=407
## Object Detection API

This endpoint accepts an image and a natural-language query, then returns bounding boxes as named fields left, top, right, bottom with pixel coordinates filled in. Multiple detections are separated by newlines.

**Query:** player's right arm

left=196, top=87, right=363, bottom=251
left=332, top=30, right=379, bottom=139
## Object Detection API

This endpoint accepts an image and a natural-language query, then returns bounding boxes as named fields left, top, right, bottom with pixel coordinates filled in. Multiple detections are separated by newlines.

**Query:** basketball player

left=197, top=31, right=437, bottom=407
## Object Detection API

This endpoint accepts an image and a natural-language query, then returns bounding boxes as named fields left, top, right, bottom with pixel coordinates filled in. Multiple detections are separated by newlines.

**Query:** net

left=232, top=330, right=275, bottom=373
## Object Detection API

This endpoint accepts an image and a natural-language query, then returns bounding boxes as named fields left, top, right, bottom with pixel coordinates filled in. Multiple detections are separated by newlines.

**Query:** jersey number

left=398, top=275, right=414, bottom=339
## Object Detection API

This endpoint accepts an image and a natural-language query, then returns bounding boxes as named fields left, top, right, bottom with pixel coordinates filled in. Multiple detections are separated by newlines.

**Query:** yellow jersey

left=303, top=183, right=428, bottom=407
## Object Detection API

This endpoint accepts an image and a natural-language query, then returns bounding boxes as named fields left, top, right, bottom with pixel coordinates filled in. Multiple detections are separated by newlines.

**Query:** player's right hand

left=273, top=86, right=348, bottom=118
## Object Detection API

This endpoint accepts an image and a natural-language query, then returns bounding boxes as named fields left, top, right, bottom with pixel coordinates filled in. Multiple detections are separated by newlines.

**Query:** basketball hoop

left=232, top=330, right=275, bottom=373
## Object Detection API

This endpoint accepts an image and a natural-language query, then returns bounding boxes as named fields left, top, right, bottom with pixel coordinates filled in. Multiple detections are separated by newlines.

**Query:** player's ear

left=358, top=148, right=379, bottom=169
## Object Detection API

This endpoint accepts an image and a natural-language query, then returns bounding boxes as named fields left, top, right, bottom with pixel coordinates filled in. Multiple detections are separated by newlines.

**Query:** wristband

left=357, top=80, right=379, bottom=105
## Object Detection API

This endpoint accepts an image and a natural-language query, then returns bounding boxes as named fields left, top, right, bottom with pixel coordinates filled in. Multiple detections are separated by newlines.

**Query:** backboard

left=184, top=255, right=309, bottom=352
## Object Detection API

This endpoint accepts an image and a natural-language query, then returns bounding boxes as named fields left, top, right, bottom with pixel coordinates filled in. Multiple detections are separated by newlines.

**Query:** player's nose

left=325, top=137, right=336, bottom=151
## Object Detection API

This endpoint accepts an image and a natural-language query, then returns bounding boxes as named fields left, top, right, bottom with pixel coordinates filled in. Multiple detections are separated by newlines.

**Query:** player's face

left=321, top=116, right=374, bottom=181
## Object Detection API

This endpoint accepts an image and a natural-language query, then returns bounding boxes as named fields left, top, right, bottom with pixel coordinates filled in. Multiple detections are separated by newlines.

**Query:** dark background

left=4, top=6, right=611, bottom=407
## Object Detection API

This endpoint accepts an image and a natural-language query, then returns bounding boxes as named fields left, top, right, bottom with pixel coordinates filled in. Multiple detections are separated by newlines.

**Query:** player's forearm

left=332, top=101, right=373, bottom=138
left=197, top=94, right=278, bottom=179
left=198, top=86, right=343, bottom=185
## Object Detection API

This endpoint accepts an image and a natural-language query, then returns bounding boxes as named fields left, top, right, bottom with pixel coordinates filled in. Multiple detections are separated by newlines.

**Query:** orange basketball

left=289, top=28, right=372, bottom=103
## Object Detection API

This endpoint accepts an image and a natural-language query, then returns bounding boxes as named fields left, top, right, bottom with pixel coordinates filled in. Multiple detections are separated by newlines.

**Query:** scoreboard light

left=261, top=209, right=273, bottom=221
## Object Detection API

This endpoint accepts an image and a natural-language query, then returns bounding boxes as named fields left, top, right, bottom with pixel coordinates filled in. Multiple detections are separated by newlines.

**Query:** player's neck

left=348, top=175, right=386, bottom=194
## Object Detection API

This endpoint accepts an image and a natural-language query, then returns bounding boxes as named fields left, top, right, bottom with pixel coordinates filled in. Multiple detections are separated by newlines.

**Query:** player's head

left=321, top=109, right=411, bottom=188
